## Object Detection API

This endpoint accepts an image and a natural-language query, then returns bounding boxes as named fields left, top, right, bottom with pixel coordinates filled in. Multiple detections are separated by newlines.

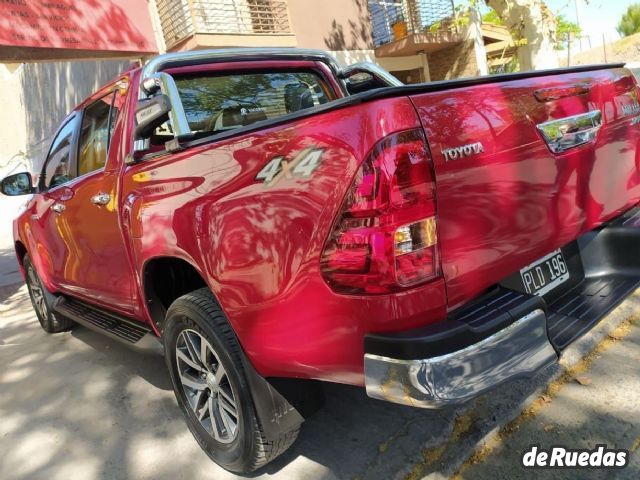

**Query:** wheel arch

left=141, top=255, right=211, bottom=332
left=15, top=240, right=28, bottom=269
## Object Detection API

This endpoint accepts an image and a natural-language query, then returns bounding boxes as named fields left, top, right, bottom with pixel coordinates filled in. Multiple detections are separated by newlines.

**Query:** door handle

left=90, top=192, right=111, bottom=206
left=537, top=110, right=603, bottom=154
left=51, top=203, right=65, bottom=213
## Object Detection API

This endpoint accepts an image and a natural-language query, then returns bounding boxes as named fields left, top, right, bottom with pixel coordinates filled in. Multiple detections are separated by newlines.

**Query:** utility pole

left=574, top=0, right=584, bottom=52
left=603, top=33, right=608, bottom=63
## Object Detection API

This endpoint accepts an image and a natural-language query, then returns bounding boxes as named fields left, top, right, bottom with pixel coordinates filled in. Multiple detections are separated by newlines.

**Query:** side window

left=78, top=92, right=117, bottom=177
left=44, top=116, right=79, bottom=189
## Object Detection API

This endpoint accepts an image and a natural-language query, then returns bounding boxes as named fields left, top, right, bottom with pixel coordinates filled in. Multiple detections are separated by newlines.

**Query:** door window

left=43, top=116, right=79, bottom=189
left=78, top=92, right=118, bottom=176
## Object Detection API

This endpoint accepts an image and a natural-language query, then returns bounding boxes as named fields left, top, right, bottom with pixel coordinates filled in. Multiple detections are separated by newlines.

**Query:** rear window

left=166, top=71, right=333, bottom=139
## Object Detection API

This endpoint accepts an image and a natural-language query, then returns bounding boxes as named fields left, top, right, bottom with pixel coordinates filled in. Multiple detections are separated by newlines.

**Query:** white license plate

left=520, top=249, right=569, bottom=296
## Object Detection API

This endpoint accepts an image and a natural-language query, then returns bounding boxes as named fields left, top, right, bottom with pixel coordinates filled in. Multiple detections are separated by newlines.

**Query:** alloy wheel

left=175, top=329, right=240, bottom=444
left=27, top=265, right=48, bottom=320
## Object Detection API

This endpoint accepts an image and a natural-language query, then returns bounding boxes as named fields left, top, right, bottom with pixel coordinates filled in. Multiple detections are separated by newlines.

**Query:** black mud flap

left=240, top=356, right=324, bottom=438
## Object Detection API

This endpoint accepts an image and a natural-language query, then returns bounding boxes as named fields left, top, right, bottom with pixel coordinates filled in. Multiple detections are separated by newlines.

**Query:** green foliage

left=429, top=21, right=442, bottom=33
left=482, top=9, right=503, bottom=25
left=617, top=3, right=640, bottom=37
left=555, top=14, right=581, bottom=50
left=557, top=15, right=581, bottom=37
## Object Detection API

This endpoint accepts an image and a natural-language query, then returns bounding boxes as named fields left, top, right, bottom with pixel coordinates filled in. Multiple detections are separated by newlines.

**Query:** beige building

left=151, top=0, right=513, bottom=82
left=153, top=0, right=378, bottom=64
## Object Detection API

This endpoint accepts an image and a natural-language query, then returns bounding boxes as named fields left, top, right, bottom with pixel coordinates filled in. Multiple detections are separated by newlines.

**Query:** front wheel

left=163, top=288, right=299, bottom=472
left=23, top=254, right=73, bottom=333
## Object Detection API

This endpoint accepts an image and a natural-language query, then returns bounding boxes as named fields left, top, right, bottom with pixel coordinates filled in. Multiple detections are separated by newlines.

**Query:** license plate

left=520, top=249, right=569, bottom=296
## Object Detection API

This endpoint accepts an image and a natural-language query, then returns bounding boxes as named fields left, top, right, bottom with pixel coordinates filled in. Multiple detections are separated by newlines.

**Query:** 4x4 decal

left=256, top=147, right=323, bottom=187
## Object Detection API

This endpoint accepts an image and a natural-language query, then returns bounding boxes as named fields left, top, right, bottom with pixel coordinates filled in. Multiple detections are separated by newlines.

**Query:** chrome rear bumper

left=364, top=309, right=558, bottom=408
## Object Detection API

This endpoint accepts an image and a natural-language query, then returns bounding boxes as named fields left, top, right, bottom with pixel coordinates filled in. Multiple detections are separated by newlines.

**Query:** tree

left=485, top=0, right=559, bottom=71
left=617, top=3, right=640, bottom=37
left=482, top=9, right=504, bottom=25
left=556, top=14, right=581, bottom=50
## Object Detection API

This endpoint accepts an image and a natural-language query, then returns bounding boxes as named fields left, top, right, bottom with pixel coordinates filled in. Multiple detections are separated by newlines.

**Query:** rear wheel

left=23, top=254, right=73, bottom=333
left=163, top=288, right=299, bottom=472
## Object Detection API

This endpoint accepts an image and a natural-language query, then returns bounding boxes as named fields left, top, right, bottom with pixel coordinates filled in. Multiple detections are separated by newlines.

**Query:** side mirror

left=338, top=61, right=403, bottom=95
left=134, top=94, right=172, bottom=140
left=344, top=72, right=379, bottom=95
left=1, top=172, right=34, bottom=196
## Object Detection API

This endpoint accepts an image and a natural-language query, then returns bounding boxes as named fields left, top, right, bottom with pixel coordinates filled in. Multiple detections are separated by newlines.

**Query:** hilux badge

left=442, top=142, right=485, bottom=161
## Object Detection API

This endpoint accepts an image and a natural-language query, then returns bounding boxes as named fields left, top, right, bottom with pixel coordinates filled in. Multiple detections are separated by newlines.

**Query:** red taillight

left=320, top=129, right=440, bottom=294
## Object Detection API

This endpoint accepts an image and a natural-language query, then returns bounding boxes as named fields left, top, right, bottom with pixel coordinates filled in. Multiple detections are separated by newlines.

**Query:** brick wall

left=428, top=41, right=479, bottom=81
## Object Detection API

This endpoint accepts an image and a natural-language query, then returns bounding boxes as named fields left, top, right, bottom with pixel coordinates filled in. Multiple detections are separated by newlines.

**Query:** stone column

left=468, top=7, right=488, bottom=76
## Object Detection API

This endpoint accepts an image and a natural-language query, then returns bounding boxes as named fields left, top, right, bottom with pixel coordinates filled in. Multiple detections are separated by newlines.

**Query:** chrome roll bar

left=133, top=48, right=399, bottom=153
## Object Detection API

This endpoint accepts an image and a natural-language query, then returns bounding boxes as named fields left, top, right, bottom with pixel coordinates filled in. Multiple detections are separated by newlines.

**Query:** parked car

left=3, top=48, right=640, bottom=472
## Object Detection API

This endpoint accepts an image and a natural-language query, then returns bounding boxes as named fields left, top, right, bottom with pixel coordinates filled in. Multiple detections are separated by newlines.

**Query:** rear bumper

left=364, top=207, right=640, bottom=408
left=364, top=309, right=557, bottom=408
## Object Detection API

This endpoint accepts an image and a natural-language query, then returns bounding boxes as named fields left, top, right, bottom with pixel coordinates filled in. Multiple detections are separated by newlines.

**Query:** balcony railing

left=368, top=0, right=456, bottom=48
left=157, top=0, right=292, bottom=50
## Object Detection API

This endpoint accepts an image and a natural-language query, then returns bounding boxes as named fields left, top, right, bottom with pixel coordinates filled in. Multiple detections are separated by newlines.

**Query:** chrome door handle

left=537, top=110, right=603, bottom=154
left=51, top=203, right=65, bottom=213
left=90, top=192, right=111, bottom=206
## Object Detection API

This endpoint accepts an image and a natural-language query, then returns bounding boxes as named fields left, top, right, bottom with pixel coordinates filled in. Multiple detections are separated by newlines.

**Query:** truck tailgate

left=409, top=67, right=640, bottom=309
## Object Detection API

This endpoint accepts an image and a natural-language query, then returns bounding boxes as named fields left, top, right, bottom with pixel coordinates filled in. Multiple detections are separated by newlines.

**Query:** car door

left=30, top=114, right=81, bottom=291
left=36, top=82, right=136, bottom=315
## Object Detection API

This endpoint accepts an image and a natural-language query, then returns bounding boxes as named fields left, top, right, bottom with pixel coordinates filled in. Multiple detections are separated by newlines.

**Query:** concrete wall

left=0, top=64, right=29, bottom=177
left=428, top=41, right=479, bottom=81
left=0, top=59, right=129, bottom=176
left=329, top=49, right=376, bottom=66
left=376, top=55, right=423, bottom=73
left=288, top=0, right=374, bottom=59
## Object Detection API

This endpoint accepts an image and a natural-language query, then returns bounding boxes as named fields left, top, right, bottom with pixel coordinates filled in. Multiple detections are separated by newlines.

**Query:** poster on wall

left=0, top=0, right=158, bottom=61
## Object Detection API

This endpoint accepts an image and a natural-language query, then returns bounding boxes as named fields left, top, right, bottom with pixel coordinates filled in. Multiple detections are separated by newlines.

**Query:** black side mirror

left=344, top=72, right=379, bottom=95
left=1, top=172, right=34, bottom=196
left=134, top=94, right=172, bottom=140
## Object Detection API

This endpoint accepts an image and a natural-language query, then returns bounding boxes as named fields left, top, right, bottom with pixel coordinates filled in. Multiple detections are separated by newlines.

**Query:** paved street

left=0, top=193, right=639, bottom=479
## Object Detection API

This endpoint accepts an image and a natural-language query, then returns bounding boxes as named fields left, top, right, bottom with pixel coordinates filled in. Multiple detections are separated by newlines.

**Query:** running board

left=53, top=296, right=163, bottom=355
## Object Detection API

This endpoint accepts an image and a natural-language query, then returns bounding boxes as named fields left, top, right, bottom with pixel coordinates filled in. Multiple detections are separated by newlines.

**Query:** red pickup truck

left=3, top=48, right=640, bottom=472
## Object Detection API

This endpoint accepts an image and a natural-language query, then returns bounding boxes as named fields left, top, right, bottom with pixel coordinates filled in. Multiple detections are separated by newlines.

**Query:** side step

left=53, top=296, right=163, bottom=355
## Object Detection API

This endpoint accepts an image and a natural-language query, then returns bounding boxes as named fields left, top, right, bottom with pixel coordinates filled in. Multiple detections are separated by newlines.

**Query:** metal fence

left=368, top=0, right=456, bottom=47
left=156, top=0, right=292, bottom=49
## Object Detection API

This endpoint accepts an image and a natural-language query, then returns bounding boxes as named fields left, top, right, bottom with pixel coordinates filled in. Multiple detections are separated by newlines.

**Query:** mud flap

left=240, top=356, right=324, bottom=438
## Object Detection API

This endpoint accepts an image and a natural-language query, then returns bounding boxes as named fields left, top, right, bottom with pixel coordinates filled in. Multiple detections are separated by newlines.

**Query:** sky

left=546, top=0, right=636, bottom=48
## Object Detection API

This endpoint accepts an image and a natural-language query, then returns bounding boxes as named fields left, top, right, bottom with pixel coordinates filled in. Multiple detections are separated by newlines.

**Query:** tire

left=23, top=254, right=74, bottom=333
left=163, top=287, right=299, bottom=473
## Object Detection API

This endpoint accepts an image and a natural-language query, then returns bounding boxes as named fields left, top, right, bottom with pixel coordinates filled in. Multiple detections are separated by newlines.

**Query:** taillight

left=320, top=129, right=440, bottom=294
